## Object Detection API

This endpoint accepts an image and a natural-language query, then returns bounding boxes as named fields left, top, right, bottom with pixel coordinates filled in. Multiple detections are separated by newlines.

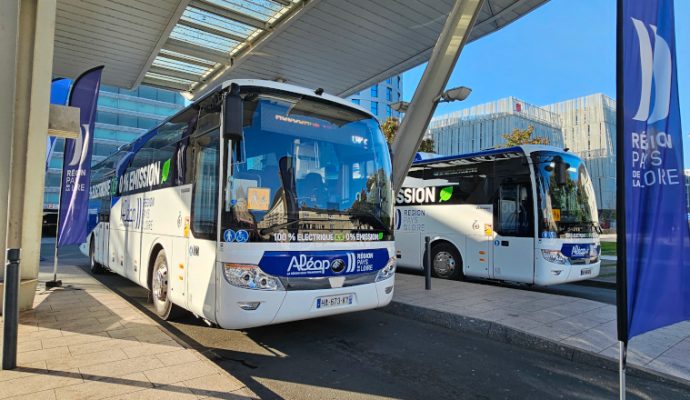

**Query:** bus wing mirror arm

left=224, top=83, right=244, bottom=142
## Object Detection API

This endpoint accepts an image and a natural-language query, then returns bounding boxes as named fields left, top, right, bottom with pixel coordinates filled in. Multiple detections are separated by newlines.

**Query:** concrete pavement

left=390, top=273, right=690, bottom=386
left=0, top=261, right=257, bottom=399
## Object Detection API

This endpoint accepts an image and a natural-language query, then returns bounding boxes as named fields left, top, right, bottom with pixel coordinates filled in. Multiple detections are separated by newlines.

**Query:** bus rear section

left=395, top=146, right=601, bottom=286
left=85, top=80, right=396, bottom=329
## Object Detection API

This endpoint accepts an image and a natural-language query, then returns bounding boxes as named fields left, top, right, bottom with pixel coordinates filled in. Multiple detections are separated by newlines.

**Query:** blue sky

left=402, top=0, right=690, bottom=167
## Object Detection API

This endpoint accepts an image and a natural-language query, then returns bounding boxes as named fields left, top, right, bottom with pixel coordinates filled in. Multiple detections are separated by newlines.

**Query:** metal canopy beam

left=148, top=65, right=201, bottom=82
left=164, top=38, right=229, bottom=64
left=190, top=0, right=267, bottom=30
left=391, top=0, right=485, bottom=193
left=156, top=51, right=215, bottom=68
left=142, top=76, right=189, bottom=91
left=177, top=18, right=247, bottom=43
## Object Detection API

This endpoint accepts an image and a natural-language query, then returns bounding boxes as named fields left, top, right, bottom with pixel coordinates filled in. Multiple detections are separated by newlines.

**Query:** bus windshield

left=532, top=151, right=599, bottom=238
left=223, top=89, right=393, bottom=243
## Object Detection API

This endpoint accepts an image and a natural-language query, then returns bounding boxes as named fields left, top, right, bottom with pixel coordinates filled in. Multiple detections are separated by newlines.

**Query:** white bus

left=395, top=145, right=601, bottom=286
left=83, top=80, right=396, bottom=329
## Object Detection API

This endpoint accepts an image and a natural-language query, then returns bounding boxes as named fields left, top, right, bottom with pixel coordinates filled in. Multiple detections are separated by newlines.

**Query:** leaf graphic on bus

left=439, top=186, right=453, bottom=202
left=161, top=159, right=171, bottom=183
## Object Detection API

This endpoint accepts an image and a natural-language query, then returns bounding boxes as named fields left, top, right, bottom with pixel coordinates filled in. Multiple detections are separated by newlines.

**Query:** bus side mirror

left=224, top=83, right=244, bottom=142
left=553, top=156, right=569, bottom=186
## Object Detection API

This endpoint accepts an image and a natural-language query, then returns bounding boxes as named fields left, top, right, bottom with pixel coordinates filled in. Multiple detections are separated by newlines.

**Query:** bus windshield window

left=532, top=151, right=599, bottom=238
left=223, top=91, right=393, bottom=243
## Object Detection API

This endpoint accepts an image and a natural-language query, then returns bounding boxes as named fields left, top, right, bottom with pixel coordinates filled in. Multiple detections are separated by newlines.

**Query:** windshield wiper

left=557, top=220, right=601, bottom=234
left=259, top=218, right=334, bottom=236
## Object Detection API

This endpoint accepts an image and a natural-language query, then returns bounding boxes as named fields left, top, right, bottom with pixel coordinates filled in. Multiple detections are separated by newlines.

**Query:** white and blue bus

left=84, top=80, right=396, bottom=329
left=395, top=145, right=601, bottom=286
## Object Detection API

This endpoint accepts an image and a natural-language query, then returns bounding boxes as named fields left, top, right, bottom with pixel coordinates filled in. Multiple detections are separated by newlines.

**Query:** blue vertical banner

left=618, top=0, right=690, bottom=340
left=57, top=66, right=104, bottom=247
left=47, top=78, right=72, bottom=171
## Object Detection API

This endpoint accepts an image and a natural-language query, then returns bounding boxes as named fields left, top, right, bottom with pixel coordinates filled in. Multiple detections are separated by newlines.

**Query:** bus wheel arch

left=147, top=243, right=165, bottom=292
left=89, top=235, right=103, bottom=274
left=149, top=246, right=183, bottom=320
left=425, top=239, right=464, bottom=280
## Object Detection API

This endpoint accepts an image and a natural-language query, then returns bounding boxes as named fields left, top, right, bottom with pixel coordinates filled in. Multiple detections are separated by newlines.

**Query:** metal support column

left=391, top=0, right=484, bottom=193
left=1, top=0, right=57, bottom=370
left=2, top=250, right=21, bottom=370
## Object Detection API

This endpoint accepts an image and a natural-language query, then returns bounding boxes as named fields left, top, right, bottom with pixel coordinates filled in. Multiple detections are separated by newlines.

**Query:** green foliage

left=500, top=125, right=549, bottom=147
left=381, top=116, right=436, bottom=153
left=381, top=117, right=399, bottom=145
left=419, top=138, right=435, bottom=153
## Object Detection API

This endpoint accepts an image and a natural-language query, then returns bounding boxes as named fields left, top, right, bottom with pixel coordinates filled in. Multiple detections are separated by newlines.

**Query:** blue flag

left=57, top=66, right=104, bottom=247
left=618, top=0, right=690, bottom=340
left=47, top=78, right=71, bottom=171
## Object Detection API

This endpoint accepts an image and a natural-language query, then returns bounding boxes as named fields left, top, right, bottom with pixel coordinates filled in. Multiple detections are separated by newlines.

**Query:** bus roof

left=222, top=79, right=375, bottom=119
left=91, top=79, right=376, bottom=175
left=410, top=145, right=573, bottom=169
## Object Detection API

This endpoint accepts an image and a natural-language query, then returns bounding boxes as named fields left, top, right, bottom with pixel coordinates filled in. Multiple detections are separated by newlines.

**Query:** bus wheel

left=89, top=238, right=103, bottom=274
left=151, top=250, right=183, bottom=320
left=430, top=243, right=463, bottom=280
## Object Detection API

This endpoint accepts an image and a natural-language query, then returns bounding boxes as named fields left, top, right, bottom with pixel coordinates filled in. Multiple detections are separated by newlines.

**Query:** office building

left=429, top=96, right=564, bottom=156
left=545, top=94, right=616, bottom=213
left=348, top=76, right=403, bottom=121
left=44, top=85, right=186, bottom=209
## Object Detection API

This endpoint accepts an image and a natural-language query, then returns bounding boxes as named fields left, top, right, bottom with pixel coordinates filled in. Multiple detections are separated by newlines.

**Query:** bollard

left=2, top=248, right=21, bottom=370
left=424, top=236, right=431, bottom=290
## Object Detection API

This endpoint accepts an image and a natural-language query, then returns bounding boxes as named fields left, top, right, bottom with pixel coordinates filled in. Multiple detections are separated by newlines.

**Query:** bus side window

left=190, top=132, right=219, bottom=239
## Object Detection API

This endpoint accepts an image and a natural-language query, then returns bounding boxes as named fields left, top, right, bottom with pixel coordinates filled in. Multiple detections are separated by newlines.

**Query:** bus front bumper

left=214, top=276, right=395, bottom=330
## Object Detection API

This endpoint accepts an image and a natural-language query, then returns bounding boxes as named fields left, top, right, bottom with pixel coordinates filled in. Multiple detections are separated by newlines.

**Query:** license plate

left=316, top=294, right=353, bottom=309
left=581, top=268, right=592, bottom=276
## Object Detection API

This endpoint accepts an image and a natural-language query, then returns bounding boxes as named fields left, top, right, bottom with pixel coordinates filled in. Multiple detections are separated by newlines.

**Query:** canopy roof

left=53, top=0, right=548, bottom=98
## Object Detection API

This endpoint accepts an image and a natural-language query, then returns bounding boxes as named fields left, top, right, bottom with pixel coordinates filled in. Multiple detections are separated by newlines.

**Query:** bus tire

left=89, top=237, right=103, bottom=274
left=151, top=250, right=183, bottom=321
left=429, top=242, right=463, bottom=280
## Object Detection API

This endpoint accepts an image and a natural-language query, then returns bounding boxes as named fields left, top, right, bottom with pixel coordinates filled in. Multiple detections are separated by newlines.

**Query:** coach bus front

left=531, top=150, right=601, bottom=285
left=216, top=82, right=395, bottom=328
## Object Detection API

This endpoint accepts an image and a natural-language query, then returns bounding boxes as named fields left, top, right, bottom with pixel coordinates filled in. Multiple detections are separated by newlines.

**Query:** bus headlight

left=541, top=250, right=568, bottom=265
left=223, top=264, right=285, bottom=291
left=375, top=257, right=397, bottom=282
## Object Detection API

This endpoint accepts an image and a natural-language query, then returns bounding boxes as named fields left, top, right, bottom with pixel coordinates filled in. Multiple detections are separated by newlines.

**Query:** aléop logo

left=631, top=17, right=671, bottom=124
left=287, top=254, right=354, bottom=275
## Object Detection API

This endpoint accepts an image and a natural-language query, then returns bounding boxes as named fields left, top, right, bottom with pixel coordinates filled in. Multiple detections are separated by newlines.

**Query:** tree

left=381, top=117, right=436, bottom=153
left=500, top=125, right=549, bottom=147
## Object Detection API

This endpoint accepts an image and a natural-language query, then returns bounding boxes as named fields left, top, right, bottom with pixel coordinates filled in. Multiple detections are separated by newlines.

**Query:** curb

left=383, top=300, right=690, bottom=391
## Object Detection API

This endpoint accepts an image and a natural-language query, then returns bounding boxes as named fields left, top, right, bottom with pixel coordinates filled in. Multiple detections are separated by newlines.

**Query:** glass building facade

left=347, top=75, right=403, bottom=121
left=44, top=85, right=185, bottom=209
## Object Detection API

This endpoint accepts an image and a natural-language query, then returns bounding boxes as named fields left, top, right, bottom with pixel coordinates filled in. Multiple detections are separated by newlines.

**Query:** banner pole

left=46, top=153, right=64, bottom=289
left=619, top=340, right=627, bottom=400
left=615, top=4, right=629, bottom=399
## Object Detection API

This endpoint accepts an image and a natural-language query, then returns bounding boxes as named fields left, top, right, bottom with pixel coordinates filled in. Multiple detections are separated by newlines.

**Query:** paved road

left=46, top=245, right=689, bottom=400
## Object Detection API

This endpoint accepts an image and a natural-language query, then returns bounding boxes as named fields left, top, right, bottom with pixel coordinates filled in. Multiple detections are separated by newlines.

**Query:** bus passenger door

left=492, top=182, right=534, bottom=283
left=168, top=186, right=192, bottom=309
left=124, top=194, right=144, bottom=282
left=394, top=208, right=422, bottom=270
left=464, top=205, right=492, bottom=279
